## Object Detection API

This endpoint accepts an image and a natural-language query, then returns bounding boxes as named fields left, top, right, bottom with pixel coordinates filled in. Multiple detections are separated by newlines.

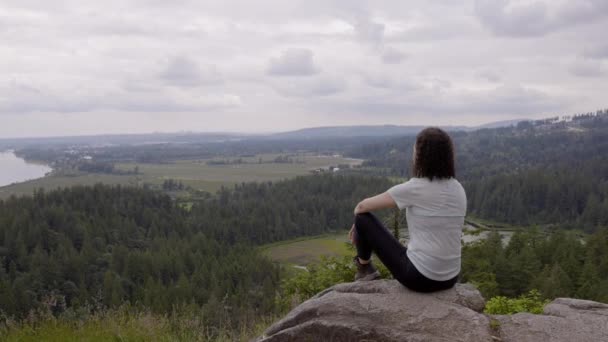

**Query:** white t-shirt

left=387, top=177, right=467, bottom=281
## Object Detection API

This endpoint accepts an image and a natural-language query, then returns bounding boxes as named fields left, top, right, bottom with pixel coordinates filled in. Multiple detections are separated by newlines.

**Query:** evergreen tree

left=392, top=209, right=400, bottom=240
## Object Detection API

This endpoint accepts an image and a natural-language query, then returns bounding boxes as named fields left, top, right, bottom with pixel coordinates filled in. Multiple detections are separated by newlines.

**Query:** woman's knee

left=354, top=212, right=376, bottom=229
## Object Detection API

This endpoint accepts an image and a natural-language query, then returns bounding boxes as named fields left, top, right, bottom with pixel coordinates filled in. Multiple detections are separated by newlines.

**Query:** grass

left=261, top=233, right=353, bottom=266
left=114, top=154, right=361, bottom=191
left=0, top=173, right=140, bottom=199
left=465, top=216, right=520, bottom=231
left=0, top=306, right=277, bottom=342
left=489, top=318, right=501, bottom=331
left=0, top=154, right=362, bottom=199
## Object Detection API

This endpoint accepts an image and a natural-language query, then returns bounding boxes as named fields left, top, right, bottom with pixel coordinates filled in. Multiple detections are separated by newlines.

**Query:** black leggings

left=354, top=212, right=458, bottom=293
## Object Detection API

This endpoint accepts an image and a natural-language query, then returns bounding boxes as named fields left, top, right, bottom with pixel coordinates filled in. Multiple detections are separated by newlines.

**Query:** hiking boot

left=354, top=256, right=381, bottom=281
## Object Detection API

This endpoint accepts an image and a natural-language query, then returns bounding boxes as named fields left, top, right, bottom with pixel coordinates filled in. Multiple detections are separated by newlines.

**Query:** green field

left=0, top=173, right=140, bottom=199
left=0, top=154, right=362, bottom=199
left=0, top=307, right=274, bottom=342
left=465, top=216, right=520, bottom=231
left=261, top=233, right=353, bottom=266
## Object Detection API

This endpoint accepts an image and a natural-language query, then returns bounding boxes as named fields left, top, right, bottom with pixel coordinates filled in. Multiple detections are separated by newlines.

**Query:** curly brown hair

left=412, top=127, right=455, bottom=180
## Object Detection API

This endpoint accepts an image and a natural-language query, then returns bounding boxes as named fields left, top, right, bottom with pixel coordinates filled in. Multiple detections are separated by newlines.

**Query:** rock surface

left=495, top=297, right=608, bottom=342
left=257, top=280, right=608, bottom=342
left=258, top=280, right=494, bottom=342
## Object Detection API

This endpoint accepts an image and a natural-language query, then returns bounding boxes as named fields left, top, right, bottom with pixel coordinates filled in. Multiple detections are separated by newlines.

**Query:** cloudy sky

left=1, top=0, right=607, bottom=137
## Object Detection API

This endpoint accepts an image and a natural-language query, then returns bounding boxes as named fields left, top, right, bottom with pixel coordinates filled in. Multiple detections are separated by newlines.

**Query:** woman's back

left=388, top=177, right=467, bottom=281
left=351, top=127, right=465, bottom=292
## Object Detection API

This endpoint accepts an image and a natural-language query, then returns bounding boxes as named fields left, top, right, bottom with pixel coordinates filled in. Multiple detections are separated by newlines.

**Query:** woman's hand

left=349, top=224, right=357, bottom=245
left=353, top=202, right=365, bottom=215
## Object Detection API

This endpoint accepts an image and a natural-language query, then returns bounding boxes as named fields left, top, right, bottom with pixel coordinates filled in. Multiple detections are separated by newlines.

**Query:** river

left=396, top=224, right=514, bottom=246
left=0, top=151, right=52, bottom=187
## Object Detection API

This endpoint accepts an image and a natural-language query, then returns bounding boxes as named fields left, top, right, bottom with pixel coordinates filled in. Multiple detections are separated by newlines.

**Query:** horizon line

left=0, top=119, right=528, bottom=141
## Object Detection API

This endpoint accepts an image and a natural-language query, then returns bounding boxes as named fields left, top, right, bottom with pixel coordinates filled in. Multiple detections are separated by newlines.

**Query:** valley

left=0, top=153, right=362, bottom=199
left=1, top=110, right=607, bottom=341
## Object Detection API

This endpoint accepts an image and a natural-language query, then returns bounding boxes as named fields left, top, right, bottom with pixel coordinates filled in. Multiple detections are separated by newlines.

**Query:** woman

left=349, top=127, right=466, bottom=293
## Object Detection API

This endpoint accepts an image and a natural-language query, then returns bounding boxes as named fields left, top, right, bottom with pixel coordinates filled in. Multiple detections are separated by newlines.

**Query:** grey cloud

left=386, top=17, right=479, bottom=42
left=266, top=48, right=319, bottom=76
left=569, top=59, right=605, bottom=77
left=160, top=56, right=222, bottom=87
left=388, top=26, right=464, bottom=42
left=0, top=79, right=240, bottom=114
left=363, top=74, right=395, bottom=89
left=557, top=0, right=608, bottom=25
left=107, top=91, right=242, bottom=112
left=584, top=45, right=608, bottom=59
left=83, top=14, right=156, bottom=37
left=273, top=76, right=346, bottom=97
left=362, top=72, right=419, bottom=91
left=312, top=83, right=565, bottom=118
left=0, top=80, right=94, bottom=114
left=381, top=47, right=407, bottom=64
left=434, top=78, right=453, bottom=90
left=474, top=0, right=553, bottom=37
left=1, top=0, right=607, bottom=136
left=353, top=17, right=385, bottom=45
left=477, top=70, right=502, bottom=83
left=297, top=0, right=385, bottom=44
left=474, top=0, right=608, bottom=37
left=457, top=84, right=565, bottom=115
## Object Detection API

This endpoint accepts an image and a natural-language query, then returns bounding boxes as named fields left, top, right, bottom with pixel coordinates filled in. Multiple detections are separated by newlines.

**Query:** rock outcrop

left=495, top=298, right=608, bottom=342
left=257, top=280, right=608, bottom=342
left=258, top=280, right=494, bottom=342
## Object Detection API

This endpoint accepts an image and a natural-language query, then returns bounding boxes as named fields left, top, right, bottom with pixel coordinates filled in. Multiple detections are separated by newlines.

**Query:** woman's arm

left=353, top=192, right=397, bottom=215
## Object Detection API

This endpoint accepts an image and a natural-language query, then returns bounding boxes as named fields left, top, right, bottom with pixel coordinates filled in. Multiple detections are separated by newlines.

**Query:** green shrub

left=0, top=305, right=276, bottom=342
left=484, top=289, right=549, bottom=315
left=280, top=256, right=391, bottom=306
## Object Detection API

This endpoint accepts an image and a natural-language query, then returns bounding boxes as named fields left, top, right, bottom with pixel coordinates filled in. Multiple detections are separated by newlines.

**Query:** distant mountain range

left=269, top=120, right=527, bottom=139
left=269, top=125, right=432, bottom=139
left=0, top=120, right=528, bottom=148
left=474, top=119, right=527, bottom=129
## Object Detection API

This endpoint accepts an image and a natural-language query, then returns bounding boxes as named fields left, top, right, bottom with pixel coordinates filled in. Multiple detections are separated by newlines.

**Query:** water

left=0, top=151, right=52, bottom=187
left=461, top=226, right=514, bottom=245
left=397, top=225, right=514, bottom=246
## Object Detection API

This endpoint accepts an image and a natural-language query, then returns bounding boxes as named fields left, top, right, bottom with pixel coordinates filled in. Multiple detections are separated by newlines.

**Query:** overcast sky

left=1, top=0, right=607, bottom=137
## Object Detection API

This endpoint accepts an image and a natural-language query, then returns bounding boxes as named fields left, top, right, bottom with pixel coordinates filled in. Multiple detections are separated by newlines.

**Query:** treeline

left=461, top=229, right=608, bottom=303
left=16, top=136, right=384, bottom=165
left=0, top=184, right=280, bottom=327
left=162, top=178, right=186, bottom=191
left=0, top=174, right=393, bottom=321
left=466, top=161, right=608, bottom=229
left=189, top=174, right=394, bottom=244
left=348, top=112, right=608, bottom=231
left=279, top=223, right=608, bottom=308
left=205, top=155, right=304, bottom=165
left=100, top=137, right=382, bottom=164
left=77, top=161, right=139, bottom=175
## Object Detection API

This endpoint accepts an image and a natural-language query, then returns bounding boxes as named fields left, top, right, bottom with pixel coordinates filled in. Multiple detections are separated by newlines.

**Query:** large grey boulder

left=495, top=297, right=608, bottom=342
left=257, top=280, right=495, bottom=342
left=258, top=280, right=608, bottom=342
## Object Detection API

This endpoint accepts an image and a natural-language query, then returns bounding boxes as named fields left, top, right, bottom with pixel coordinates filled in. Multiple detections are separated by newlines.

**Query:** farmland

left=0, top=153, right=362, bottom=199
left=261, top=233, right=353, bottom=266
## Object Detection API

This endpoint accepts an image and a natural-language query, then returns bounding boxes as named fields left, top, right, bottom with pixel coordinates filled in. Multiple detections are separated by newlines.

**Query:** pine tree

left=392, top=209, right=400, bottom=240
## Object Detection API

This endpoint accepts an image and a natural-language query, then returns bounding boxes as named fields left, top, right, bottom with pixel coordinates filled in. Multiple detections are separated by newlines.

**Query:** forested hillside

left=189, top=175, right=394, bottom=244
left=2, top=171, right=608, bottom=339
left=0, top=175, right=392, bottom=321
left=2, top=116, right=608, bottom=339
left=349, top=111, right=608, bottom=230
left=461, top=228, right=608, bottom=303
left=0, top=185, right=280, bottom=327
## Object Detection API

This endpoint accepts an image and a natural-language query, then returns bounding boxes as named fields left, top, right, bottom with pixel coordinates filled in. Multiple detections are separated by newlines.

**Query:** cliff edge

left=257, top=280, right=608, bottom=342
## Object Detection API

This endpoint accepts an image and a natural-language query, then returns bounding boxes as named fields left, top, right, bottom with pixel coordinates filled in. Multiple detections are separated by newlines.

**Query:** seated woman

left=349, top=127, right=466, bottom=293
